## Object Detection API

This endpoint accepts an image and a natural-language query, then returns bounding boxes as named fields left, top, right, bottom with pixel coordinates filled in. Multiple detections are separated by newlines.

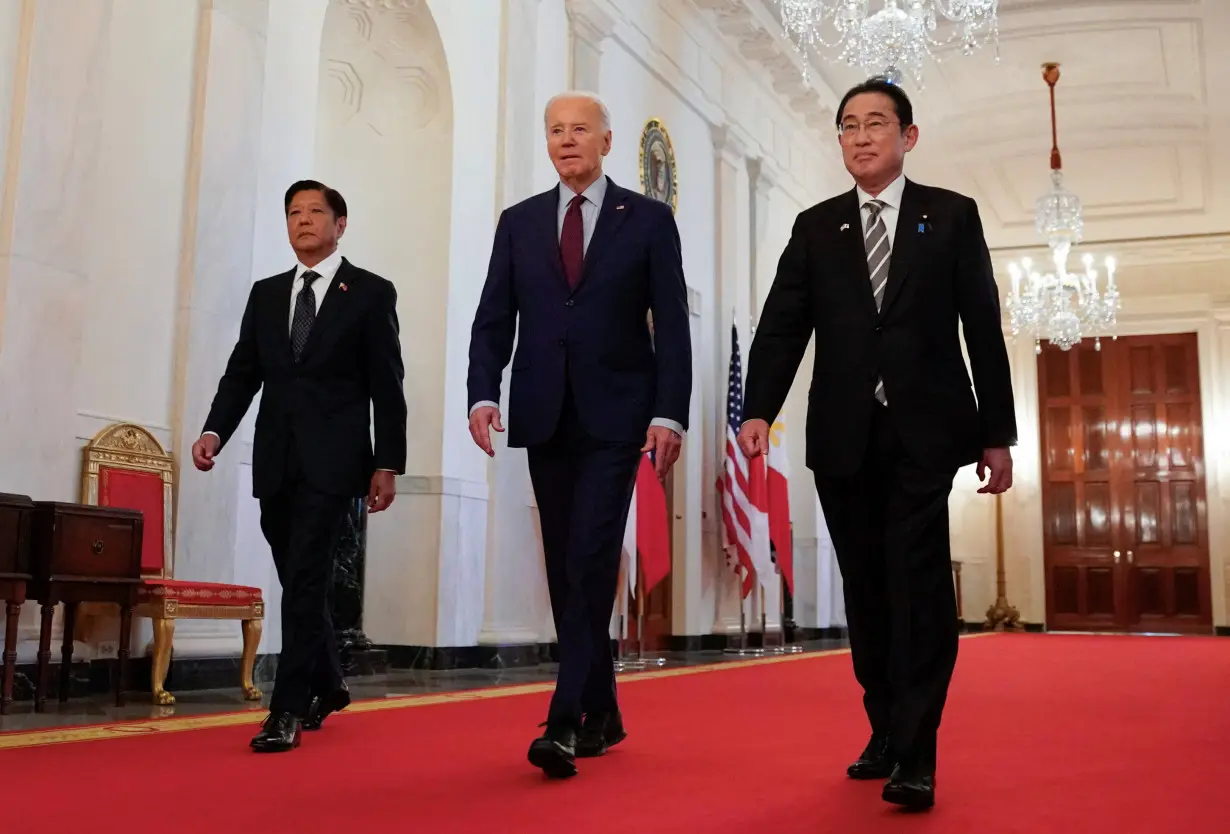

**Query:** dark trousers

left=527, top=389, right=641, bottom=730
left=259, top=447, right=350, bottom=717
left=813, top=400, right=959, bottom=767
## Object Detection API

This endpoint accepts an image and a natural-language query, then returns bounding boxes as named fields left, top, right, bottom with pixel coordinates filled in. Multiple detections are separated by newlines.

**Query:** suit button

left=558, top=339, right=565, bottom=347
left=565, top=299, right=575, bottom=307
left=874, top=325, right=882, bottom=332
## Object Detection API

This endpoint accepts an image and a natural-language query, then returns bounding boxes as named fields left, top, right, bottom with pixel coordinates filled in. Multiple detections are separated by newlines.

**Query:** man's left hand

left=642, top=426, right=682, bottom=479
left=368, top=470, right=396, bottom=512
left=976, top=447, right=1013, bottom=495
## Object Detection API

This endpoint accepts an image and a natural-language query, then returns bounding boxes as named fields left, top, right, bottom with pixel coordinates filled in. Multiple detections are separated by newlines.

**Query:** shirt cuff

left=650, top=417, right=684, bottom=436
left=202, top=431, right=220, bottom=440
left=468, top=400, right=499, bottom=417
left=375, top=469, right=396, bottom=473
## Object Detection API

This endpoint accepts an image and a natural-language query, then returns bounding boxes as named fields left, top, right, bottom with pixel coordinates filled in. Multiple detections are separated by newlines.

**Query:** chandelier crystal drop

left=1005, top=64, right=1120, bottom=354
left=774, top=0, right=999, bottom=87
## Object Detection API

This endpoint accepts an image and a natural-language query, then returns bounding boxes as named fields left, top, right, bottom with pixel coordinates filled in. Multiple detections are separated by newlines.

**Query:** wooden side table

left=0, top=492, right=34, bottom=714
left=28, top=501, right=143, bottom=712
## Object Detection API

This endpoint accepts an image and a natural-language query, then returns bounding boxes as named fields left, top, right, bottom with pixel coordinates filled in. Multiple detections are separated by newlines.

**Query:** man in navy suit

left=467, top=91, right=692, bottom=778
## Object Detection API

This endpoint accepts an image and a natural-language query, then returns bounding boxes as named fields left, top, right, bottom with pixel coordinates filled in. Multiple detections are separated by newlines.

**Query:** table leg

left=59, top=601, right=78, bottom=703
left=116, top=604, right=132, bottom=707
left=35, top=604, right=53, bottom=712
left=2, top=601, right=19, bottom=715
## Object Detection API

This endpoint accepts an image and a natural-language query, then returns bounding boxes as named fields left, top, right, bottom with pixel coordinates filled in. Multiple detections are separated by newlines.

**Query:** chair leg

left=240, top=618, right=263, bottom=701
left=151, top=618, right=176, bottom=706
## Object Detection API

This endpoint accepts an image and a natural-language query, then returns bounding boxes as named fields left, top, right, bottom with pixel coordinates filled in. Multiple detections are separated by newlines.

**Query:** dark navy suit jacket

left=467, top=177, right=692, bottom=449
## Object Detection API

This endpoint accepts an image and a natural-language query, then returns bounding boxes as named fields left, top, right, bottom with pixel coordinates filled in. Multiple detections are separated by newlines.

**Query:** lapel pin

left=339, top=282, right=348, bottom=292
left=616, top=204, right=626, bottom=211
left=840, top=223, right=850, bottom=231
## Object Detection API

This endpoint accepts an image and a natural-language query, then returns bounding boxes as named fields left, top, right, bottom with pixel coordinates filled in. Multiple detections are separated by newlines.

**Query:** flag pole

left=724, top=571, right=765, bottom=656
left=774, top=568, right=803, bottom=654
left=613, top=563, right=645, bottom=672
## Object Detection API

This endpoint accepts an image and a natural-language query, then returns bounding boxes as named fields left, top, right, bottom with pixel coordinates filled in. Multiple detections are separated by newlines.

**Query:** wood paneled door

left=1038, top=333, right=1212, bottom=633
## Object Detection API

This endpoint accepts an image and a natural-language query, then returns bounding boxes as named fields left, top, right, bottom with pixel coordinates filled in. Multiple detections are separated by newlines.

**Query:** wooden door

left=1038, top=333, right=1211, bottom=633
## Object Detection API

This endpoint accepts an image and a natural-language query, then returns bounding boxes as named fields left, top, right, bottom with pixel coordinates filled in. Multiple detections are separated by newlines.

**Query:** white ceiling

left=738, top=0, right=1230, bottom=258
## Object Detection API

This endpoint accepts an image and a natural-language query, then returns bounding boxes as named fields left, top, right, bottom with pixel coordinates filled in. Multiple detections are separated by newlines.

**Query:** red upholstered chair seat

left=137, top=578, right=264, bottom=606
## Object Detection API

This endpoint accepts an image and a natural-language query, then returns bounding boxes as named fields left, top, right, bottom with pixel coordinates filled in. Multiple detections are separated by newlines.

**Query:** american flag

left=717, top=323, right=757, bottom=598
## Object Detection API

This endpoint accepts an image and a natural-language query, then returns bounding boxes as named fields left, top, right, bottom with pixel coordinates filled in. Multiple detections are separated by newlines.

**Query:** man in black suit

left=739, top=78, right=1016, bottom=809
left=467, top=91, right=691, bottom=778
left=192, top=180, right=407, bottom=753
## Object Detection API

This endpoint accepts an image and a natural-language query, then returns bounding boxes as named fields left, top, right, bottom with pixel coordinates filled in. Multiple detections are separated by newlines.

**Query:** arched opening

left=314, top=0, right=454, bottom=474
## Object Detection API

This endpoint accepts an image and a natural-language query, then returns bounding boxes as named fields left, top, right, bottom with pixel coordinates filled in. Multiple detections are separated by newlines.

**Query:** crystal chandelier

left=774, top=0, right=999, bottom=87
left=1005, top=64, right=1120, bottom=354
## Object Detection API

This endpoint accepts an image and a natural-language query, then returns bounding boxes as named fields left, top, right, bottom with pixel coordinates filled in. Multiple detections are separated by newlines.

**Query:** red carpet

left=2, top=633, right=1227, bottom=832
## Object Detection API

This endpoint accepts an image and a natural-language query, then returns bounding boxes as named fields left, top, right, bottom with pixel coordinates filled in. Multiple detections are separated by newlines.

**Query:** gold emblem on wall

left=639, top=118, right=677, bottom=214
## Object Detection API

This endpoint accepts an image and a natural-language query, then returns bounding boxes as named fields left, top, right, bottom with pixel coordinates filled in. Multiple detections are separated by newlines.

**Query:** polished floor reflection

left=0, top=638, right=850, bottom=734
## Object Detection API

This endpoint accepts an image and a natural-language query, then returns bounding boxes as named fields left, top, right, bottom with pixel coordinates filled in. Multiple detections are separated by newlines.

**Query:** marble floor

left=0, top=638, right=850, bottom=735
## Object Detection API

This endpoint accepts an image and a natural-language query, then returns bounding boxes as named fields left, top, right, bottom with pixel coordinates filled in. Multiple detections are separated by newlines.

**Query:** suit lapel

left=537, top=187, right=568, bottom=290
left=576, top=178, right=632, bottom=292
left=837, top=190, right=879, bottom=318
left=299, top=258, right=353, bottom=361
left=878, top=180, right=923, bottom=317
left=271, top=267, right=296, bottom=362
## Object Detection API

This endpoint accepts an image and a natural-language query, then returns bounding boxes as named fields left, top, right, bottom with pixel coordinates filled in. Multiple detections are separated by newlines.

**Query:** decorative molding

left=394, top=474, right=489, bottom=501
left=341, top=0, right=422, bottom=8
left=691, top=0, right=837, bottom=132
left=710, top=121, right=750, bottom=164
left=565, top=0, right=620, bottom=45
left=989, top=232, right=1230, bottom=268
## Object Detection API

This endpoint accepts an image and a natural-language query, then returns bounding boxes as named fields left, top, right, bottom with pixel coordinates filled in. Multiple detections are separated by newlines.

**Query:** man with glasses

left=737, top=77, right=1016, bottom=810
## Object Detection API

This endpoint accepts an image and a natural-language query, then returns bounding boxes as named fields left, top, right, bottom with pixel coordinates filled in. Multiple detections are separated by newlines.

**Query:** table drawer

left=0, top=493, right=33, bottom=576
left=56, top=514, right=139, bottom=578
left=30, top=502, right=143, bottom=582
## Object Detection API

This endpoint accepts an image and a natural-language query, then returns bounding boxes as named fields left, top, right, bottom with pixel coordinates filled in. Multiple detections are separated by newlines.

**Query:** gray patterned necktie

left=291, top=270, right=320, bottom=361
left=864, top=200, right=890, bottom=405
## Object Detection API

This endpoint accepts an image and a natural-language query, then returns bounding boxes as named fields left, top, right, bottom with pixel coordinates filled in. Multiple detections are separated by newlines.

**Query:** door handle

left=1113, top=550, right=1120, bottom=563
left=1126, top=550, right=1134, bottom=564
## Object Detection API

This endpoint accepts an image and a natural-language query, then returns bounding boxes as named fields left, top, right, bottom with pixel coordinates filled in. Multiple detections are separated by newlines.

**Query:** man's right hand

left=468, top=406, right=504, bottom=457
left=737, top=418, right=769, bottom=459
left=191, top=434, right=220, bottom=471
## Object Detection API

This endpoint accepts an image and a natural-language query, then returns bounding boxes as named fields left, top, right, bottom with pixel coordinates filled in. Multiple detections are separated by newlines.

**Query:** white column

left=746, top=156, right=783, bottom=635
left=565, top=0, right=616, bottom=90
left=711, top=122, right=752, bottom=636
left=477, top=0, right=548, bottom=647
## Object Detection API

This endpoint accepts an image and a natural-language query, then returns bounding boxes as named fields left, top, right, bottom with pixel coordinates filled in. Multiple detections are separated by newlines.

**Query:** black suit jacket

left=743, top=179, right=1016, bottom=476
left=467, top=177, right=692, bottom=448
left=202, top=258, right=407, bottom=498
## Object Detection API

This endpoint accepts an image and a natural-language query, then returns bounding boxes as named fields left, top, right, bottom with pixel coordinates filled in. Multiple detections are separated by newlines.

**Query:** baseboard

left=376, top=642, right=560, bottom=671
left=5, top=652, right=281, bottom=703
left=1216, top=626, right=1230, bottom=637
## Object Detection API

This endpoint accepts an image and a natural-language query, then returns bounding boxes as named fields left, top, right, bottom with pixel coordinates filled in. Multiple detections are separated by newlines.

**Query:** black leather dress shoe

left=303, top=687, right=351, bottom=731
left=527, top=724, right=578, bottom=779
left=575, top=711, right=627, bottom=758
left=250, top=712, right=302, bottom=753
left=882, top=762, right=936, bottom=810
left=847, top=734, right=895, bottom=779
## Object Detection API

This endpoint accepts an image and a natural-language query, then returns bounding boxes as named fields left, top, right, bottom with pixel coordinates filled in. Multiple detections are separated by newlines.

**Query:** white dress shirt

left=288, top=248, right=344, bottom=331
left=855, top=173, right=906, bottom=246
left=469, top=177, right=685, bottom=438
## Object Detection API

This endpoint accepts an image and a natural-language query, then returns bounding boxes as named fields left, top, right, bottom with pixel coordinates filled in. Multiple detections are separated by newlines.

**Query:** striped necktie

left=864, top=199, right=890, bottom=405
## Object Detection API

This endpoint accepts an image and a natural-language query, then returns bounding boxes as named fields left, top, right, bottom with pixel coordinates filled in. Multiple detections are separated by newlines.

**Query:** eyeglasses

left=837, top=119, right=899, bottom=142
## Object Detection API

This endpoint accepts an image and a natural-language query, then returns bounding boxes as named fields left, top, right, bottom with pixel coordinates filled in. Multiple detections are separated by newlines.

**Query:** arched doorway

left=314, top=0, right=454, bottom=475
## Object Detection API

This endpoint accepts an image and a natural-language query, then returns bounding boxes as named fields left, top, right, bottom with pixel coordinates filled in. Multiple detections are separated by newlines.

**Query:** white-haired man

left=466, top=91, right=693, bottom=778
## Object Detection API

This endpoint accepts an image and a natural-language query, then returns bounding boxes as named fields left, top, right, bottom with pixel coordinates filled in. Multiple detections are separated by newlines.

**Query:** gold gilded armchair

left=81, top=423, right=264, bottom=705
